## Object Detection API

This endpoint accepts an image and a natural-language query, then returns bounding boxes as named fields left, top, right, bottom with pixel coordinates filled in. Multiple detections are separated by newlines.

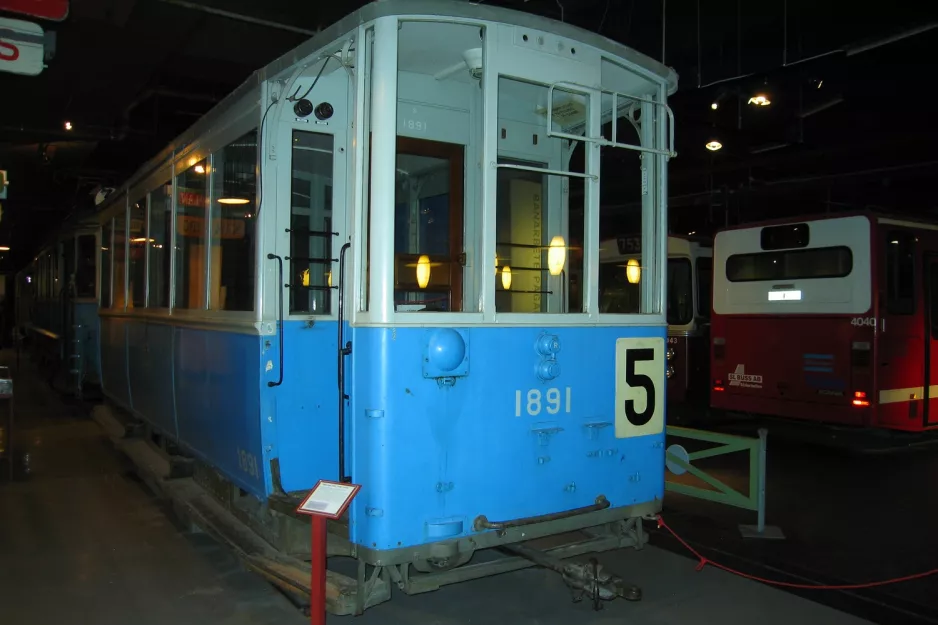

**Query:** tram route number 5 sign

left=0, top=17, right=46, bottom=76
left=615, top=336, right=665, bottom=439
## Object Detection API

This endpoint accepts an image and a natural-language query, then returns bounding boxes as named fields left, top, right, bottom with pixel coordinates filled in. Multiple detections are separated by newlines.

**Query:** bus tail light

left=852, top=391, right=870, bottom=407
left=713, top=337, right=725, bottom=360
left=713, top=379, right=725, bottom=392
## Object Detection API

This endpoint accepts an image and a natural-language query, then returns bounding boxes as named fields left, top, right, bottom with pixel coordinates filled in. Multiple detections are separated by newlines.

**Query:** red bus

left=600, top=235, right=713, bottom=410
left=711, top=212, right=938, bottom=433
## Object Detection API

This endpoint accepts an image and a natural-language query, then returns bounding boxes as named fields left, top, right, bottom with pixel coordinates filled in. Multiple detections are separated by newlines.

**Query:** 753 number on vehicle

left=614, top=337, right=665, bottom=439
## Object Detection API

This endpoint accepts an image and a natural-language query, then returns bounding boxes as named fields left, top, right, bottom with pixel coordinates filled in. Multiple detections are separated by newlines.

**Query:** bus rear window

left=726, top=246, right=853, bottom=282
left=761, top=223, right=809, bottom=250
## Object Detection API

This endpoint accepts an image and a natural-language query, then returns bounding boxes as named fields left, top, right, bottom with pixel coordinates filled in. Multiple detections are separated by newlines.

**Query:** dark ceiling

left=0, top=0, right=936, bottom=269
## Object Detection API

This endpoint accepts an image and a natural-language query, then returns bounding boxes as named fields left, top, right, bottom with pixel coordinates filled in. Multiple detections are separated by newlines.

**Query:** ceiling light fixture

left=748, top=94, right=771, bottom=106
left=64, top=121, right=73, bottom=131
left=711, top=102, right=718, bottom=110
left=705, top=140, right=723, bottom=151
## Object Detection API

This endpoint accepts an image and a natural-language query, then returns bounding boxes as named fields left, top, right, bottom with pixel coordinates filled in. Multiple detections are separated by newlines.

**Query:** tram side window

left=128, top=198, right=147, bottom=309
left=495, top=77, right=586, bottom=314
left=112, top=212, right=127, bottom=310
left=64, top=237, right=75, bottom=297
left=174, top=160, right=209, bottom=309
left=697, top=257, right=713, bottom=318
left=148, top=182, right=172, bottom=308
left=101, top=221, right=112, bottom=307
left=886, top=231, right=915, bottom=315
left=209, top=130, right=257, bottom=312
left=76, top=235, right=96, bottom=298
left=290, top=131, right=333, bottom=315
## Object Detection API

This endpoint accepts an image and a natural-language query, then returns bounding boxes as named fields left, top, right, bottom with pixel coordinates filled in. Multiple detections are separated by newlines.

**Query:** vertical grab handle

left=337, top=242, right=352, bottom=483
left=267, top=253, right=284, bottom=388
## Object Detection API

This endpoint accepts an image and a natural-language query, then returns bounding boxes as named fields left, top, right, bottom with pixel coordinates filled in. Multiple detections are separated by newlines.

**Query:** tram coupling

left=503, top=542, right=641, bottom=611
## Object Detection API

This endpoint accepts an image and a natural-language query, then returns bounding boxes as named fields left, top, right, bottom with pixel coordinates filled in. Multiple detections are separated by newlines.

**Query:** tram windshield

left=355, top=14, right=673, bottom=322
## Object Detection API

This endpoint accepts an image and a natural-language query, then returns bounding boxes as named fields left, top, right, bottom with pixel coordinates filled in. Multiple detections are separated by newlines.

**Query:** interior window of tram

left=667, top=259, right=693, bottom=325
left=148, top=182, right=172, bottom=308
left=495, top=77, right=585, bottom=314
left=174, top=160, right=209, bottom=309
left=886, top=231, right=915, bottom=315
left=100, top=221, right=112, bottom=307
left=393, top=138, right=466, bottom=312
left=76, top=235, right=96, bottom=298
left=128, top=198, right=147, bottom=308
left=598, top=261, right=640, bottom=313
left=209, top=130, right=258, bottom=312
left=64, top=237, right=75, bottom=296
left=290, top=131, right=334, bottom=315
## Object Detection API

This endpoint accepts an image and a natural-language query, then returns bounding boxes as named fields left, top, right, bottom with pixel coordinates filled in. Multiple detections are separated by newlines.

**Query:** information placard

left=296, top=480, right=361, bottom=520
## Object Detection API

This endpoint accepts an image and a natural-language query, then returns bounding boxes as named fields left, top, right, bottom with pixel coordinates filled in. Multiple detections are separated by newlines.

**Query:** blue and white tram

left=94, top=0, right=677, bottom=610
left=15, top=213, right=100, bottom=395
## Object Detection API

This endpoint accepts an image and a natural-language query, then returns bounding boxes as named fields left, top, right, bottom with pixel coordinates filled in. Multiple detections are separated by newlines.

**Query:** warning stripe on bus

left=878, top=387, right=935, bottom=404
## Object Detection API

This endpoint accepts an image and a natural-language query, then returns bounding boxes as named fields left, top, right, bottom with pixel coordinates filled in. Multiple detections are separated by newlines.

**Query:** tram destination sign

left=0, top=16, right=45, bottom=76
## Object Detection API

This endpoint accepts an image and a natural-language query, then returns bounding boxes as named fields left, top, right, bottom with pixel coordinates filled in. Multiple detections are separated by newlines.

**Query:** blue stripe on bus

left=803, top=353, right=834, bottom=360
left=804, top=366, right=835, bottom=373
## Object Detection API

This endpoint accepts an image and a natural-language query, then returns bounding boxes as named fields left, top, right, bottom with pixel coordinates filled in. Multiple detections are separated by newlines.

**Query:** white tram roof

left=96, top=0, right=677, bottom=219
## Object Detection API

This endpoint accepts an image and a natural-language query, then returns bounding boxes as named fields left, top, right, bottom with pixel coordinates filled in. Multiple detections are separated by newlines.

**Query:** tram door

left=923, top=253, right=938, bottom=428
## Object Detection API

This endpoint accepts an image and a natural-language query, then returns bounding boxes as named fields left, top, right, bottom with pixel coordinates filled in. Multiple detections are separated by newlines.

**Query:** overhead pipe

left=696, top=21, right=937, bottom=91
left=157, top=0, right=319, bottom=36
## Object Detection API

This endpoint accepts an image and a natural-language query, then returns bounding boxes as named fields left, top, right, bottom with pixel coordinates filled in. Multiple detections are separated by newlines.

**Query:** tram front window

left=495, top=77, right=585, bottom=314
left=393, top=138, right=465, bottom=312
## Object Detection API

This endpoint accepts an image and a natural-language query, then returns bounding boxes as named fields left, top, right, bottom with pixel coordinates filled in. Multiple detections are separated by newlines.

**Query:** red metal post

left=310, top=514, right=327, bottom=625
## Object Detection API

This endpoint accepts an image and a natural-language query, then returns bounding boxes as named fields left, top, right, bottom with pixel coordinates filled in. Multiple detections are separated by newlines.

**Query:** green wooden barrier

left=664, top=426, right=784, bottom=540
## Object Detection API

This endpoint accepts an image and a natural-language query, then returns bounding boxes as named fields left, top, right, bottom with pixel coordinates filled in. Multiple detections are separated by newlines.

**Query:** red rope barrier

left=655, top=515, right=938, bottom=590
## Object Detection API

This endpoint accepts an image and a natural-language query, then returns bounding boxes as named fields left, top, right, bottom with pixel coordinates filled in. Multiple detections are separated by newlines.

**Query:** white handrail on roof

left=546, top=80, right=676, bottom=158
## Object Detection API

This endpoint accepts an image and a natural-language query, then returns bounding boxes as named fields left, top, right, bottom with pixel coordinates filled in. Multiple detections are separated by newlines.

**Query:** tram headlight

left=315, top=102, right=334, bottom=120
left=666, top=365, right=675, bottom=379
left=293, top=99, right=314, bottom=117
left=666, top=347, right=675, bottom=361
left=548, top=235, right=566, bottom=276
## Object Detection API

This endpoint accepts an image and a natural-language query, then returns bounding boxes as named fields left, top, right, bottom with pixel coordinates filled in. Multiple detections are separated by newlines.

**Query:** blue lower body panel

left=347, top=325, right=666, bottom=552
left=99, top=317, right=267, bottom=498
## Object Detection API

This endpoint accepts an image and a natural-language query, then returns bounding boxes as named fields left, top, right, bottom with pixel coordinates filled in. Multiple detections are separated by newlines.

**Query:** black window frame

left=885, top=231, right=915, bottom=316
left=761, top=223, right=810, bottom=250
left=725, top=246, right=854, bottom=283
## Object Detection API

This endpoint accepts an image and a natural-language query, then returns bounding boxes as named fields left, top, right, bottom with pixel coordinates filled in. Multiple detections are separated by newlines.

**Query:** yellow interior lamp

left=626, top=258, right=641, bottom=284
left=501, top=266, right=512, bottom=290
left=416, top=254, right=431, bottom=289
left=548, top=235, right=566, bottom=276
left=495, top=253, right=499, bottom=275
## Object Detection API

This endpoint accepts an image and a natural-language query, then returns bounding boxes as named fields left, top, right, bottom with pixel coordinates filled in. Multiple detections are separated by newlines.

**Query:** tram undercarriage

left=93, top=402, right=655, bottom=615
